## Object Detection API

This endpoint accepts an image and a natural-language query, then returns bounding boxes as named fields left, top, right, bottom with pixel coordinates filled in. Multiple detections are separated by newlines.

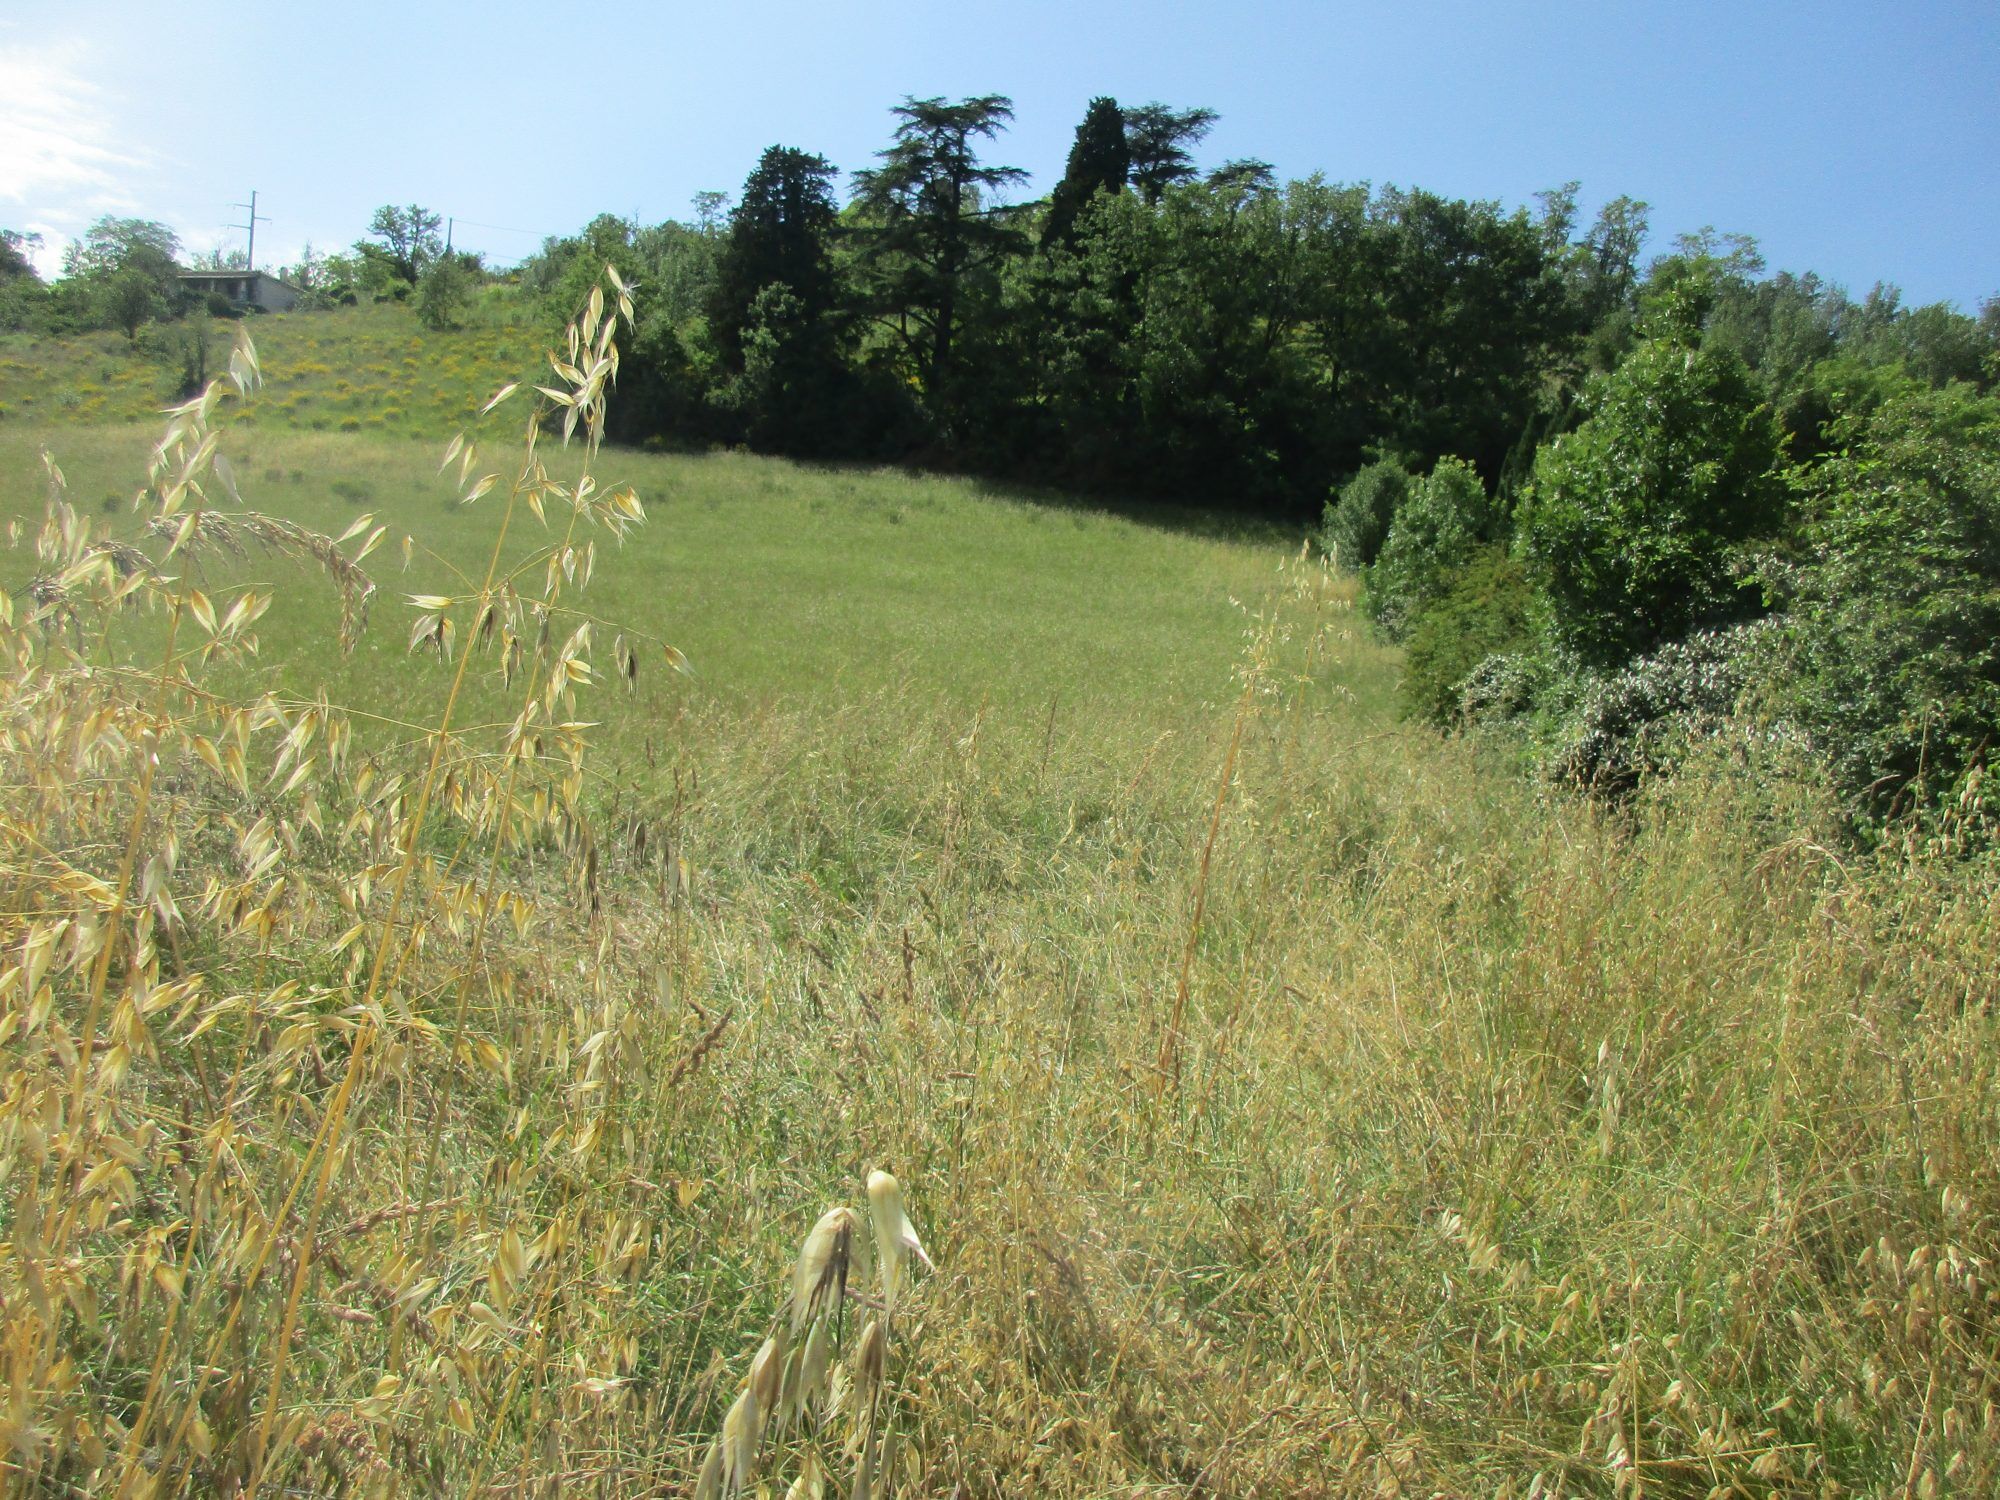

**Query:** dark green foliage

left=704, top=148, right=860, bottom=452
left=1887, top=301, right=1993, bottom=389
left=525, top=216, right=669, bottom=319
left=1026, top=184, right=1309, bottom=504
left=1206, top=159, right=1276, bottom=200
left=1400, top=547, right=1535, bottom=726
left=54, top=218, right=187, bottom=337
left=602, top=318, right=711, bottom=449
left=1574, top=195, right=1650, bottom=337
left=1369, top=189, right=1578, bottom=478
left=851, top=95, right=1029, bottom=419
left=1519, top=306, right=1784, bottom=669
left=147, top=306, right=215, bottom=398
left=1042, top=98, right=1129, bottom=250
left=1321, top=460, right=1408, bottom=570
left=348, top=243, right=416, bottom=301
left=1773, top=354, right=1926, bottom=461
left=708, top=285, right=852, bottom=455
left=1368, top=457, right=1497, bottom=640
left=0, top=235, right=47, bottom=332
left=62, top=217, right=181, bottom=284
left=1785, top=386, right=2000, bottom=818
left=0, top=229, right=39, bottom=282
left=1123, top=103, right=1218, bottom=204
left=709, top=147, right=842, bottom=365
left=521, top=214, right=723, bottom=446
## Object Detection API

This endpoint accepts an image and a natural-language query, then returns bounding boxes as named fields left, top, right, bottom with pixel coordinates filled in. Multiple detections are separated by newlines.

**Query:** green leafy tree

left=517, top=212, right=724, bottom=446
left=852, top=95, right=1029, bottom=418
left=1519, top=287, right=1784, bottom=668
left=1124, top=102, right=1218, bottom=204
left=1371, top=188, right=1574, bottom=478
left=1786, top=385, right=2000, bottom=818
left=1042, top=97, right=1129, bottom=249
left=1028, top=174, right=1391, bottom=507
left=62, top=217, right=181, bottom=282
left=522, top=214, right=637, bottom=313
left=416, top=254, right=472, bottom=329
left=1268, top=177, right=1385, bottom=479
left=1, top=229, right=41, bottom=281
left=1400, top=547, right=1536, bottom=725
left=62, top=217, right=185, bottom=333
left=0, top=230, right=48, bottom=332
left=1206, top=158, right=1277, bottom=203
left=364, top=204, right=443, bottom=286
left=690, top=190, right=732, bottom=235
left=146, top=304, right=215, bottom=396
left=104, top=269, right=165, bottom=341
left=1563, top=195, right=1651, bottom=373
left=1893, top=301, right=1992, bottom=389
left=1368, top=457, right=1497, bottom=639
left=1031, top=182, right=1310, bottom=502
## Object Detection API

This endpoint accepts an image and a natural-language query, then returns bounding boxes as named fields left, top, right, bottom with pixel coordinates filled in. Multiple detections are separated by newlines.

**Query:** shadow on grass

left=726, top=448, right=1315, bottom=549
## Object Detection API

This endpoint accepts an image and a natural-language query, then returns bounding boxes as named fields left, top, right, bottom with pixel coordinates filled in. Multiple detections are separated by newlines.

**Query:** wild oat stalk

left=0, top=268, right=710, bottom=1497
left=692, top=1170, right=934, bottom=1500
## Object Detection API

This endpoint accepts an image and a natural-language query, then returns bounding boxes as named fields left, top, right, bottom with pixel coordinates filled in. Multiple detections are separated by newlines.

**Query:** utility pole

left=230, top=191, right=271, bottom=270
left=445, top=216, right=454, bottom=254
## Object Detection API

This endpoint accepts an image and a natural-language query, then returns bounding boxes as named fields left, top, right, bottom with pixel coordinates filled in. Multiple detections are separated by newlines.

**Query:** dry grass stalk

left=695, top=1170, right=932, bottom=1500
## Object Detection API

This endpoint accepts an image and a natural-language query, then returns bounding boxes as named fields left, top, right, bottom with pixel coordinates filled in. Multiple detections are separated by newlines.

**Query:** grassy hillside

left=0, top=423, right=1321, bottom=731
left=0, top=293, right=540, bottom=436
left=1, top=313, right=1995, bottom=1498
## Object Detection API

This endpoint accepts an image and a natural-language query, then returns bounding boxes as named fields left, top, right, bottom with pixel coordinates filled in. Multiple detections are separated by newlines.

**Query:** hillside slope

left=0, top=345, right=1995, bottom=1497
left=0, top=295, right=541, bottom=436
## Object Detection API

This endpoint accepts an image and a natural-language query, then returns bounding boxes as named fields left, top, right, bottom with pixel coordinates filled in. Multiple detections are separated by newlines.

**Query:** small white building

left=179, top=269, right=301, bottom=313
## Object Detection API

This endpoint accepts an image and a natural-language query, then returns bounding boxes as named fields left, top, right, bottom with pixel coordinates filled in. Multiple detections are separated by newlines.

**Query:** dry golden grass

left=0, top=269, right=1996, bottom=1498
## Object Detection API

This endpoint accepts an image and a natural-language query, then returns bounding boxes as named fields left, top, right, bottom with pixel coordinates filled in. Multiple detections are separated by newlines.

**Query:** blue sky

left=3, top=0, right=1995, bottom=308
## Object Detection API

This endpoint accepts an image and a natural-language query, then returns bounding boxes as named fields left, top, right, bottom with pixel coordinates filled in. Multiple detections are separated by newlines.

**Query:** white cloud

left=0, top=39, right=144, bottom=274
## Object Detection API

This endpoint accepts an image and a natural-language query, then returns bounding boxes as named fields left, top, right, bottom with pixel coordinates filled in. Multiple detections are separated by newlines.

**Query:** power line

left=445, top=216, right=554, bottom=240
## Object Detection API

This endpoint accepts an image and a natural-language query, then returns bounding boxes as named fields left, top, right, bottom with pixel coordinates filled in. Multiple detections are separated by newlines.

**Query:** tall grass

left=0, top=268, right=1995, bottom=1498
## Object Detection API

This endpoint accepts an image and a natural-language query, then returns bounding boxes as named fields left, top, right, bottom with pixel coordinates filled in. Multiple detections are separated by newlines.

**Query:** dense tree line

left=516, top=96, right=1993, bottom=513
left=517, top=95, right=1638, bottom=508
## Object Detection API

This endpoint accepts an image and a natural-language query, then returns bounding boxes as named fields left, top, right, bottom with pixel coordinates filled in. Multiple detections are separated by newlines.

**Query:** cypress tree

left=1042, top=96, right=1130, bottom=250
left=708, top=146, right=841, bottom=369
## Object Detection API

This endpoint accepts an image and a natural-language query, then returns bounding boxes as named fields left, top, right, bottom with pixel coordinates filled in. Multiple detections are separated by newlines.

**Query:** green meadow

left=0, top=420, right=1332, bottom=733
left=0, top=306, right=1994, bottom=1497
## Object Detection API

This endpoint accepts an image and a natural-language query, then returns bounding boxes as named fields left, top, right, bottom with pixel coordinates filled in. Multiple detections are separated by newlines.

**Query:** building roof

left=178, top=268, right=302, bottom=293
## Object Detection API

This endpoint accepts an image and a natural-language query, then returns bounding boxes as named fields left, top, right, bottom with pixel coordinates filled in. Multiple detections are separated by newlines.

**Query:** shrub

left=416, top=256, right=471, bottom=330
left=1519, top=329, right=1783, bottom=669
left=1784, top=384, right=2000, bottom=819
left=1542, top=619, right=1781, bottom=793
left=1320, top=459, right=1409, bottom=571
left=1367, top=457, right=1495, bottom=641
left=1399, top=546, right=1535, bottom=726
